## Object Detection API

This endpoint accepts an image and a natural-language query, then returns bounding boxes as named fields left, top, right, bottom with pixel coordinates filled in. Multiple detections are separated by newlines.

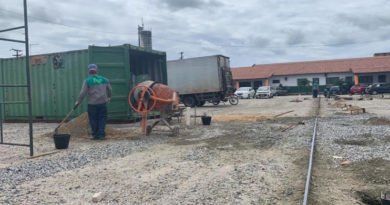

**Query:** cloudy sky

left=0, top=0, right=389, bottom=67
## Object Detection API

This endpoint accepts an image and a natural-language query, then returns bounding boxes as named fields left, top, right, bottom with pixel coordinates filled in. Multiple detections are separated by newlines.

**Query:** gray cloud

left=286, top=30, right=305, bottom=46
left=160, top=0, right=223, bottom=11
left=1, top=0, right=390, bottom=66
left=338, top=13, right=390, bottom=31
left=251, top=36, right=270, bottom=48
left=327, top=36, right=356, bottom=47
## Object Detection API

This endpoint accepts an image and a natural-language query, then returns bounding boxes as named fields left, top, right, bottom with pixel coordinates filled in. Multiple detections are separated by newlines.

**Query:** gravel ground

left=1, top=95, right=389, bottom=204
left=0, top=108, right=316, bottom=204
left=309, top=98, right=390, bottom=205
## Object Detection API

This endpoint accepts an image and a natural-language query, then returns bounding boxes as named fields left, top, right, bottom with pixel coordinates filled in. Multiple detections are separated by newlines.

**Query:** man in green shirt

left=75, top=64, right=112, bottom=140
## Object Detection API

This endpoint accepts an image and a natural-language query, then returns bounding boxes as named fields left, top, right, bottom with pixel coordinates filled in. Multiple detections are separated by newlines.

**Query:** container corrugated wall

left=0, top=44, right=167, bottom=121
left=0, top=49, right=89, bottom=119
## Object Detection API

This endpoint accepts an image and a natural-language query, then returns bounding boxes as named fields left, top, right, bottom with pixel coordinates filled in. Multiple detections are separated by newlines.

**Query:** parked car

left=235, top=87, right=255, bottom=99
left=366, top=83, right=390, bottom=95
left=274, top=86, right=288, bottom=96
left=255, top=86, right=275, bottom=98
left=327, top=86, right=342, bottom=96
left=365, top=84, right=381, bottom=94
left=350, top=84, right=367, bottom=95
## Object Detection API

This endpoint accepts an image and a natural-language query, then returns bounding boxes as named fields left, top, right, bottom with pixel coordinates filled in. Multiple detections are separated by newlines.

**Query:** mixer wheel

left=146, top=125, right=153, bottom=136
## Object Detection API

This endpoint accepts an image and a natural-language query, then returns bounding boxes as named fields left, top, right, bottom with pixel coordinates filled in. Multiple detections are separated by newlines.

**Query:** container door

left=88, top=46, right=131, bottom=119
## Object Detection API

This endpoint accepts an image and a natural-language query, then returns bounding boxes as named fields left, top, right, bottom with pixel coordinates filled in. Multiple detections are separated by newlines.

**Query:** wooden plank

left=29, top=150, right=60, bottom=159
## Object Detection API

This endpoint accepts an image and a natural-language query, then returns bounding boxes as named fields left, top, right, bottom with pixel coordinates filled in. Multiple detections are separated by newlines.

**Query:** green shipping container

left=0, top=44, right=167, bottom=120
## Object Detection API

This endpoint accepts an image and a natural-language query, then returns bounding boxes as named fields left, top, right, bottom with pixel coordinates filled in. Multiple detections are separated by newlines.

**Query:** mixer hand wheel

left=128, top=85, right=157, bottom=114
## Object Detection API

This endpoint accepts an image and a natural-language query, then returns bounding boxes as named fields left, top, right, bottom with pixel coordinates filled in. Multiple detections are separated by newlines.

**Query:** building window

left=358, top=76, right=373, bottom=84
left=326, top=77, right=339, bottom=85
left=297, top=78, right=310, bottom=86
left=378, top=75, right=386, bottom=83
left=239, top=81, right=251, bottom=87
left=312, top=78, right=319, bottom=85
left=272, top=79, right=280, bottom=84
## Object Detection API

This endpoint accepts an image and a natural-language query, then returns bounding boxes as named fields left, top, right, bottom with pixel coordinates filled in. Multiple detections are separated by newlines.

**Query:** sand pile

left=212, top=114, right=271, bottom=122
left=54, top=113, right=141, bottom=139
left=364, top=117, right=390, bottom=126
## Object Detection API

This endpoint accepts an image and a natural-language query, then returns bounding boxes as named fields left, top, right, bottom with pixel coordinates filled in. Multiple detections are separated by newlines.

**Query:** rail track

left=302, top=96, right=321, bottom=205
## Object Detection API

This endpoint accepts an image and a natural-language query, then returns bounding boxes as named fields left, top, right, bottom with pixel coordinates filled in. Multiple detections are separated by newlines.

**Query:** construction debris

left=341, top=97, right=353, bottom=100
left=289, top=99, right=303, bottom=103
left=213, top=110, right=294, bottom=123
left=272, top=110, right=294, bottom=118
left=281, top=121, right=305, bottom=132
left=92, top=192, right=105, bottom=203
left=328, top=100, right=366, bottom=115
left=213, top=114, right=271, bottom=122
left=347, top=105, right=366, bottom=114
left=340, top=160, right=352, bottom=165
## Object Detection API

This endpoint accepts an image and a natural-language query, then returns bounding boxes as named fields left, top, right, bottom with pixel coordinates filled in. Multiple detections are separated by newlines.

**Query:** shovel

left=54, top=103, right=79, bottom=134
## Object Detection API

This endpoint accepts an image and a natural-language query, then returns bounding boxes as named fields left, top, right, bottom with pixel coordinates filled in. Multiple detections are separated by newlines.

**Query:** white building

left=232, top=55, right=390, bottom=93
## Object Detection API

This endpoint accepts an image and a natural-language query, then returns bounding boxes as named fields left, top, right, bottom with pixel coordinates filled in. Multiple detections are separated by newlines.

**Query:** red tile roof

left=232, top=56, right=390, bottom=80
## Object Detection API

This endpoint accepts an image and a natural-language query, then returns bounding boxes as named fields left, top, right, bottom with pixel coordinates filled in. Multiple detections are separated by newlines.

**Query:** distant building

left=138, top=24, right=152, bottom=50
left=232, top=55, right=390, bottom=93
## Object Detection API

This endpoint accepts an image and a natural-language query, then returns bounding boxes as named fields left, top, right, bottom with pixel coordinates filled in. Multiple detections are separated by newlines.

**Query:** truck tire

left=183, top=96, right=197, bottom=107
left=212, top=99, right=220, bottom=105
left=197, top=101, right=206, bottom=107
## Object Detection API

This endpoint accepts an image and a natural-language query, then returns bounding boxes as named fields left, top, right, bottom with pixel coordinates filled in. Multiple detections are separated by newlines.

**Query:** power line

left=10, top=48, right=22, bottom=58
left=0, top=8, right=388, bottom=49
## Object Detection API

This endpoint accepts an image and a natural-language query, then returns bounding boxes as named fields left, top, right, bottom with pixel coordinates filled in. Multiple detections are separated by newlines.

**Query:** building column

left=264, top=79, right=269, bottom=86
left=235, top=81, right=239, bottom=89
left=354, top=74, right=359, bottom=85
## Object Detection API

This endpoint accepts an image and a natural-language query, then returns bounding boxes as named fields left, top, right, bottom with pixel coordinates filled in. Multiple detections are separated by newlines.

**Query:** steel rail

left=302, top=97, right=320, bottom=205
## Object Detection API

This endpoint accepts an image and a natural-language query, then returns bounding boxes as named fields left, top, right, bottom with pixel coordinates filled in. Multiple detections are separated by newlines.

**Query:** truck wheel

left=197, top=101, right=206, bottom=107
left=183, top=96, right=197, bottom=107
left=212, top=99, right=220, bottom=105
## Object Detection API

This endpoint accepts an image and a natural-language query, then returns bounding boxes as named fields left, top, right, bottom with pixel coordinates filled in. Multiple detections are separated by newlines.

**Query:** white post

left=185, top=107, right=191, bottom=126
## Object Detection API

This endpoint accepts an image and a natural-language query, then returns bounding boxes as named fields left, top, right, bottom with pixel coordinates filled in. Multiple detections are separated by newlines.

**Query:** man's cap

left=88, top=64, right=98, bottom=71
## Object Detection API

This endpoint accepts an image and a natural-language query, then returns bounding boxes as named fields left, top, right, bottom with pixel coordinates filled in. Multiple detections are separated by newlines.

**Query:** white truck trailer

left=167, top=55, right=235, bottom=107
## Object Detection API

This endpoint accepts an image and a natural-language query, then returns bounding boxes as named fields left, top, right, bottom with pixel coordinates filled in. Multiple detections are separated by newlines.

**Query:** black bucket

left=382, top=192, right=390, bottom=205
left=201, top=116, right=212, bottom=125
left=53, top=134, right=70, bottom=149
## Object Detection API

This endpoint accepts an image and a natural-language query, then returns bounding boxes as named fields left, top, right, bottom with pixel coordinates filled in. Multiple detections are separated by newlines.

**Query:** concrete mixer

left=128, top=80, right=180, bottom=135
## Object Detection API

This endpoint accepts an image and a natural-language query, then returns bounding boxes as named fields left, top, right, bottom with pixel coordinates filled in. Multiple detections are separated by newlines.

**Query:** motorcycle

left=210, top=93, right=239, bottom=105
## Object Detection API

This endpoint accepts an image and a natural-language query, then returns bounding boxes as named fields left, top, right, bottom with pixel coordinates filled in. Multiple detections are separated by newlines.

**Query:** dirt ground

left=0, top=95, right=389, bottom=204
left=312, top=95, right=390, bottom=205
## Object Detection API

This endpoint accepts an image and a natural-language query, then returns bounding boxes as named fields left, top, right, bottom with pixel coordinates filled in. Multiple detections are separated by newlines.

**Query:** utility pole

left=179, top=52, right=184, bottom=60
left=10, top=48, right=22, bottom=58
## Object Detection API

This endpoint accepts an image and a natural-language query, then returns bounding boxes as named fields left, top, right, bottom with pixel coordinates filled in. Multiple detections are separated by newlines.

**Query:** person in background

left=312, top=82, right=319, bottom=98
left=75, top=64, right=112, bottom=140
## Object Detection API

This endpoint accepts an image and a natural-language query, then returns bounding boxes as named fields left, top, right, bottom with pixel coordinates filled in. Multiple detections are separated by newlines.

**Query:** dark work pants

left=88, top=103, right=107, bottom=139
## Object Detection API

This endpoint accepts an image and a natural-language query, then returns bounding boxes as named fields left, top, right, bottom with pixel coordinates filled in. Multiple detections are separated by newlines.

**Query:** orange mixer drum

left=134, top=80, right=179, bottom=111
